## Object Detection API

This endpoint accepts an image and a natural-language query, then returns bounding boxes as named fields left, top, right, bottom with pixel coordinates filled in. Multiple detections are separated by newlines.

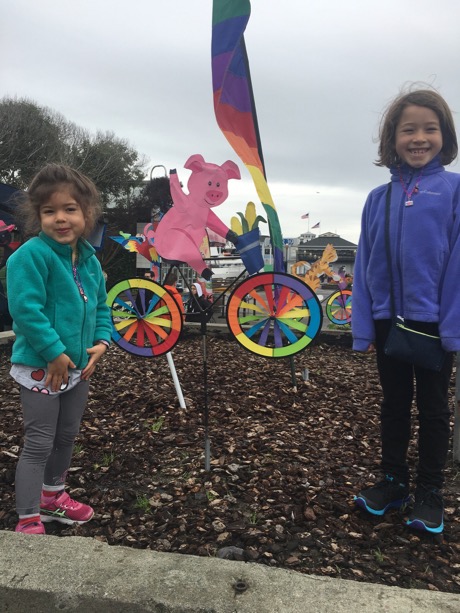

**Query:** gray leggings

left=15, top=381, right=89, bottom=515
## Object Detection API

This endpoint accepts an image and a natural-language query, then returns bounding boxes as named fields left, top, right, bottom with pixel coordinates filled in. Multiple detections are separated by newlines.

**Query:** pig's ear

left=184, top=154, right=206, bottom=173
left=222, top=160, right=241, bottom=180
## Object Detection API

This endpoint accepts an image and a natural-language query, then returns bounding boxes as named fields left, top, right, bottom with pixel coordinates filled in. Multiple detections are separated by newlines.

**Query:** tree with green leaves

left=101, top=176, right=174, bottom=285
left=0, top=96, right=151, bottom=283
left=0, top=97, right=66, bottom=188
left=130, top=176, right=173, bottom=221
left=0, top=97, right=147, bottom=205
left=70, top=130, right=146, bottom=205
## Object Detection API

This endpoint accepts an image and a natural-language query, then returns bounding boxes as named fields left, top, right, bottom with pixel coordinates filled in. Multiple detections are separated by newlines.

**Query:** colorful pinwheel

left=106, top=278, right=183, bottom=357
left=110, top=232, right=159, bottom=263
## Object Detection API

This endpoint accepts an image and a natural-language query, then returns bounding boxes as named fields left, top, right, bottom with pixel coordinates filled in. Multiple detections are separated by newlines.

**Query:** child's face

left=39, top=187, right=86, bottom=251
left=395, top=105, right=443, bottom=169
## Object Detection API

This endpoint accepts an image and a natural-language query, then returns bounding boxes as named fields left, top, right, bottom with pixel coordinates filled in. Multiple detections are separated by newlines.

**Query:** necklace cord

left=72, top=256, right=88, bottom=302
left=398, top=166, right=423, bottom=205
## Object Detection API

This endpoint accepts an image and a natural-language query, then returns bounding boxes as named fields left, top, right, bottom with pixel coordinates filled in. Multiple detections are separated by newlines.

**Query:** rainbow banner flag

left=211, top=0, right=284, bottom=272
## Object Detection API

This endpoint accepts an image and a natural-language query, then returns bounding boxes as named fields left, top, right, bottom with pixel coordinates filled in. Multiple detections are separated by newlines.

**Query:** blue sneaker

left=406, top=485, right=444, bottom=534
left=354, top=475, right=410, bottom=516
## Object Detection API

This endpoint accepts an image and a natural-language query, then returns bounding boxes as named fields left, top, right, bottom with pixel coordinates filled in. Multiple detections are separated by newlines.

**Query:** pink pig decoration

left=153, top=154, right=240, bottom=279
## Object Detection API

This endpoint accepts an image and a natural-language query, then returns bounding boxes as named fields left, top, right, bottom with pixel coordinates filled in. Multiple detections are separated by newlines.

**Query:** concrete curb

left=1, top=531, right=459, bottom=613
left=0, top=330, right=13, bottom=346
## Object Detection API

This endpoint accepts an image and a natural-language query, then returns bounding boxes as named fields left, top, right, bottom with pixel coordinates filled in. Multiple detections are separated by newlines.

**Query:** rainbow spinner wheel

left=106, top=278, right=182, bottom=357
left=226, top=272, right=322, bottom=358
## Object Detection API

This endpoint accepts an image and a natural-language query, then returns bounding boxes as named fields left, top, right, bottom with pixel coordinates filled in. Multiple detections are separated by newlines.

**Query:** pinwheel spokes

left=226, top=272, right=322, bottom=358
left=326, top=289, right=352, bottom=325
left=107, top=279, right=182, bottom=357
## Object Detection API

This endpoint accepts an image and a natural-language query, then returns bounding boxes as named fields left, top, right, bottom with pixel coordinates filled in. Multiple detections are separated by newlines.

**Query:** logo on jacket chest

left=418, top=189, right=441, bottom=196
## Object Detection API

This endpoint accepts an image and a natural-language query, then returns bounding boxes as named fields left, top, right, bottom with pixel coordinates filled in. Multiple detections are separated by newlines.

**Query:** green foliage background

left=0, top=97, right=174, bottom=281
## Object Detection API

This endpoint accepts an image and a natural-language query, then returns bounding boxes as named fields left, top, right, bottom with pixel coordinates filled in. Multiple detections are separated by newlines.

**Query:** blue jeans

left=374, top=319, right=453, bottom=489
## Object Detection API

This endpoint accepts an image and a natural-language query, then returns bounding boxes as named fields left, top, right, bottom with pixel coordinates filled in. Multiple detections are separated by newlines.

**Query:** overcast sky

left=2, top=0, right=460, bottom=244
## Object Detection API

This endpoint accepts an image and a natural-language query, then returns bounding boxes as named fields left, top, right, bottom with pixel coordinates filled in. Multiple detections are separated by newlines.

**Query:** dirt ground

left=0, top=333, right=459, bottom=593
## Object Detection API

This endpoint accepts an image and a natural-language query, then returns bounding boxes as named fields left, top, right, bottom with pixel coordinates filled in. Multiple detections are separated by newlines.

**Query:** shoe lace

left=374, top=478, right=393, bottom=490
left=62, top=496, right=80, bottom=510
left=54, top=492, right=78, bottom=510
left=417, top=487, right=443, bottom=508
left=375, top=475, right=406, bottom=490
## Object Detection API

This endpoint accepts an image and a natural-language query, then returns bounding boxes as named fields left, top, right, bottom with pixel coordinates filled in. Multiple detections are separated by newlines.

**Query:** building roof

left=299, top=232, right=357, bottom=249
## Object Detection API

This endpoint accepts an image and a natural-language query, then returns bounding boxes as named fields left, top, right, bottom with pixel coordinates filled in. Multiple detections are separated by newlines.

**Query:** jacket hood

left=192, top=282, right=203, bottom=297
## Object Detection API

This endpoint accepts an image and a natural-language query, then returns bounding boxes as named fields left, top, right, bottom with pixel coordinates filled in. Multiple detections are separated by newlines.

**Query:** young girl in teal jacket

left=7, top=164, right=112, bottom=534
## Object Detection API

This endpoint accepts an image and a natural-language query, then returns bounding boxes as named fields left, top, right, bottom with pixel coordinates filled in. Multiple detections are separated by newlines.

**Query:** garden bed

left=0, top=337, right=459, bottom=593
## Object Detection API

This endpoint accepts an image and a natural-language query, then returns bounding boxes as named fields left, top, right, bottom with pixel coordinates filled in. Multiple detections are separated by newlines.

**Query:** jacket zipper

left=70, top=253, right=87, bottom=367
left=395, top=321, right=441, bottom=340
left=396, top=170, right=414, bottom=316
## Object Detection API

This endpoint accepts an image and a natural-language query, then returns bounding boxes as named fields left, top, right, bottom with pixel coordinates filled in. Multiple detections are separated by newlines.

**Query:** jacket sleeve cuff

left=96, top=339, right=110, bottom=348
left=440, top=337, right=459, bottom=353
left=41, top=341, right=67, bottom=364
left=352, top=338, right=374, bottom=352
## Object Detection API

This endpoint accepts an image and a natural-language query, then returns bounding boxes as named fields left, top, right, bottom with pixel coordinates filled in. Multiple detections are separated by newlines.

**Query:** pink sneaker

left=15, top=520, right=46, bottom=535
left=40, top=491, right=94, bottom=525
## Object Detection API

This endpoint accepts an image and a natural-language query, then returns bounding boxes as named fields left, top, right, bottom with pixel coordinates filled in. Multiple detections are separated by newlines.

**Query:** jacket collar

left=38, top=232, right=95, bottom=261
left=390, top=156, right=444, bottom=182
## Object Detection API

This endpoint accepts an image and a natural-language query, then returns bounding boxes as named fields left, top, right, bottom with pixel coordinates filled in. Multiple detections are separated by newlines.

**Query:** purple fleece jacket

left=352, top=156, right=460, bottom=352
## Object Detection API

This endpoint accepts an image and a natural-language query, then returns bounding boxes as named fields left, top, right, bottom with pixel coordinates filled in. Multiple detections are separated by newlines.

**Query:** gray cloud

left=3, top=0, right=460, bottom=244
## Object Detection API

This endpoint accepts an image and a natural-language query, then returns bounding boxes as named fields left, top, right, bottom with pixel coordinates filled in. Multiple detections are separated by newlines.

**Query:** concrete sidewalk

left=1, top=531, right=459, bottom=613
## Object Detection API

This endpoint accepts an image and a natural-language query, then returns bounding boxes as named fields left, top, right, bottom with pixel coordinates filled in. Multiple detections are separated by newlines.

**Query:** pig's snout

left=206, top=190, right=223, bottom=203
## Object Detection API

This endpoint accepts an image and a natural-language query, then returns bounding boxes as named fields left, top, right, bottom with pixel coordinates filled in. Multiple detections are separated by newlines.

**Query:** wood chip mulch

left=1, top=334, right=459, bottom=593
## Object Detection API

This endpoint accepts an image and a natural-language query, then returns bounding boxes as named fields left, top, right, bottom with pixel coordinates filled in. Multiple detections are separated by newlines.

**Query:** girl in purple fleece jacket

left=352, top=88, right=459, bottom=534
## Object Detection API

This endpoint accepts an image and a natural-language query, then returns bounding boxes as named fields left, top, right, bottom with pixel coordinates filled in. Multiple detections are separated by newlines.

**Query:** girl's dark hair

left=376, top=88, right=458, bottom=168
left=18, top=164, right=102, bottom=237
left=163, top=271, right=178, bottom=285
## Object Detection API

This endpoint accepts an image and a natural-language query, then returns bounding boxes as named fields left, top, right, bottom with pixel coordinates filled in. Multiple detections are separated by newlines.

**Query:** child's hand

left=45, top=353, right=76, bottom=392
left=81, top=343, right=107, bottom=380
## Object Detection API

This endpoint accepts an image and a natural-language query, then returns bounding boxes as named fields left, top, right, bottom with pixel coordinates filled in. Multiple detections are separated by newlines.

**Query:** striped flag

left=301, top=213, right=309, bottom=219
left=312, top=222, right=320, bottom=229
left=211, top=0, right=284, bottom=272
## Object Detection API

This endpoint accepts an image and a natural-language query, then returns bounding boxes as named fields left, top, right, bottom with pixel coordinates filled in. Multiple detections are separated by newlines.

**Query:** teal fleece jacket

left=7, top=232, right=112, bottom=368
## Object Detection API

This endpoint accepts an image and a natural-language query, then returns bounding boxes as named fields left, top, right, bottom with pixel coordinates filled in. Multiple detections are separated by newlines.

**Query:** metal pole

left=150, top=165, right=167, bottom=180
left=289, top=356, right=297, bottom=393
left=166, top=352, right=186, bottom=409
left=201, top=314, right=211, bottom=471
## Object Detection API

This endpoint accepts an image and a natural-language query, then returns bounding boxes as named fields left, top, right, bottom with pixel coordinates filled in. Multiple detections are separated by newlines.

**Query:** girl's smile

left=395, top=105, right=443, bottom=169
left=39, top=188, right=86, bottom=252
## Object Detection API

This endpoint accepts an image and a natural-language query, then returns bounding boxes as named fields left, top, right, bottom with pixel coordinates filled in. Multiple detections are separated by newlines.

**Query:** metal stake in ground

left=200, top=310, right=211, bottom=471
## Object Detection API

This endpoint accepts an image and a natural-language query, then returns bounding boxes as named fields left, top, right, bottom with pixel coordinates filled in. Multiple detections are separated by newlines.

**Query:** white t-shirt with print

left=10, top=364, right=83, bottom=396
